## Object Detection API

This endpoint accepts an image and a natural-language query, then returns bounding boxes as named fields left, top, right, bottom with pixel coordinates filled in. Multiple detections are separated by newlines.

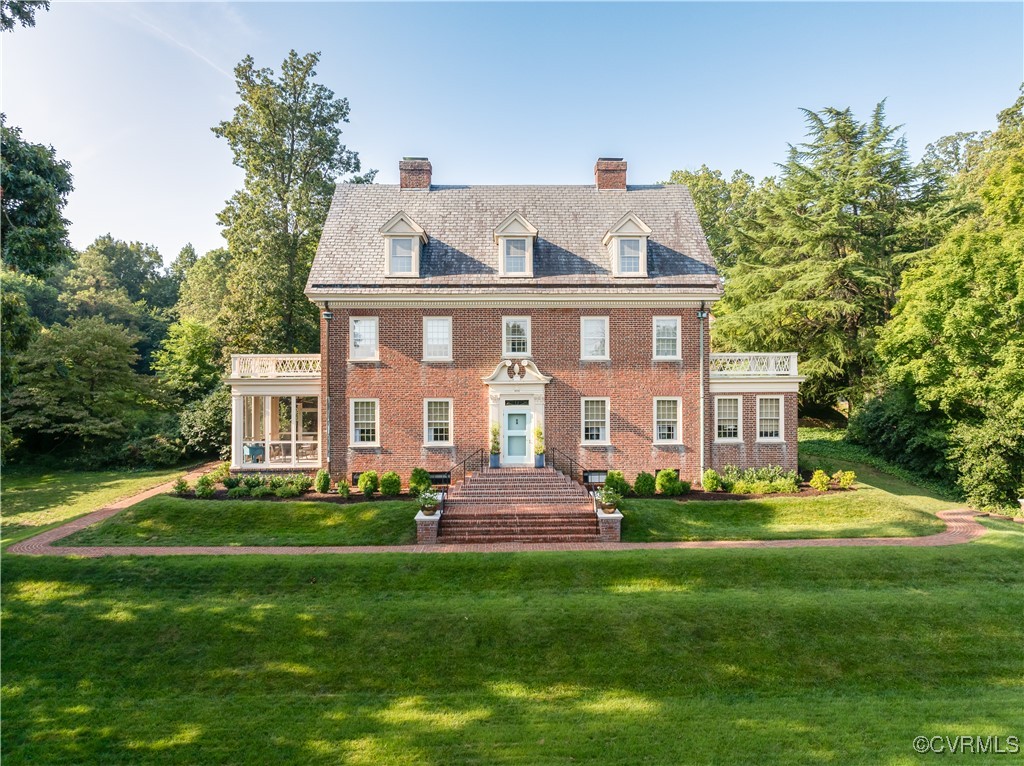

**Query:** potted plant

left=595, top=485, right=622, bottom=512
left=418, top=488, right=442, bottom=516
left=533, top=426, right=545, bottom=468
left=489, top=422, right=501, bottom=468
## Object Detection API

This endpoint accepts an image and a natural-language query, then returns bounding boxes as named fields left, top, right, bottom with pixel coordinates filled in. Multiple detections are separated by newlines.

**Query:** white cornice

left=308, top=290, right=723, bottom=309
left=709, top=378, right=804, bottom=393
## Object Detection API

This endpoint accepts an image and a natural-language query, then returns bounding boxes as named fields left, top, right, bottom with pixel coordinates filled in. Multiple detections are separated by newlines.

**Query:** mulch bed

left=174, top=489, right=417, bottom=505
left=673, top=484, right=855, bottom=502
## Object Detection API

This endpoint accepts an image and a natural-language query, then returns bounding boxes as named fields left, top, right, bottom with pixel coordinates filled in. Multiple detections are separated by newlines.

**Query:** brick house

left=226, top=158, right=803, bottom=489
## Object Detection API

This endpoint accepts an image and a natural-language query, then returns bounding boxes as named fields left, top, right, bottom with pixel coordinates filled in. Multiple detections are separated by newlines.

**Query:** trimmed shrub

left=268, top=475, right=287, bottom=489
left=209, top=462, right=231, bottom=483
left=226, top=486, right=250, bottom=499
left=809, top=469, right=831, bottom=492
left=194, top=474, right=216, bottom=499
left=172, top=477, right=190, bottom=496
left=251, top=485, right=275, bottom=498
left=701, top=469, right=723, bottom=492
left=409, top=467, right=432, bottom=496
left=358, top=470, right=379, bottom=499
left=314, top=469, right=331, bottom=494
left=379, top=471, right=401, bottom=497
left=222, top=476, right=242, bottom=490
left=290, top=474, right=313, bottom=492
left=834, top=470, right=857, bottom=490
left=655, top=469, right=683, bottom=496
left=242, top=475, right=264, bottom=490
left=633, top=471, right=656, bottom=497
left=336, top=479, right=350, bottom=499
left=275, top=484, right=301, bottom=498
left=604, top=470, right=631, bottom=496
left=677, top=480, right=692, bottom=494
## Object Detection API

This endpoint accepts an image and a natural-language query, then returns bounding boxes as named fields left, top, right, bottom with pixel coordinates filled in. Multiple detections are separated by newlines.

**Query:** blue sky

left=3, top=2, right=1021, bottom=263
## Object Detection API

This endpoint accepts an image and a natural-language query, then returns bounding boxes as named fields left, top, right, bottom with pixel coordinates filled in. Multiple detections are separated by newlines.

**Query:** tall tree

left=175, top=247, right=233, bottom=329
left=213, top=50, right=375, bottom=354
left=0, top=0, right=48, bottom=31
left=710, top=103, right=920, bottom=405
left=1, top=115, right=74, bottom=277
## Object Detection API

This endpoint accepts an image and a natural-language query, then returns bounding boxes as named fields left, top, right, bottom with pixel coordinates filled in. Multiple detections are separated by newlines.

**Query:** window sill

left=580, top=442, right=612, bottom=449
left=653, top=441, right=684, bottom=447
left=652, top=356, right=682, bottom=362
left=580, top=357, right=611, bottom=362
left=348, top=358, right=380, bottom=364
left=349, top=443, right=381, bottom=450
left=714, top=439, right=744, bottom=445
left=756, top=438, right=785, bottom=444
left=423, top=443, right=454, bottom=449
left=421, top=358, right=453, bottom=363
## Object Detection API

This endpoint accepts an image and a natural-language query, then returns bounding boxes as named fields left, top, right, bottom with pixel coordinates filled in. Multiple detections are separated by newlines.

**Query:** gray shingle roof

left=307, top=183, right=720, bottom=295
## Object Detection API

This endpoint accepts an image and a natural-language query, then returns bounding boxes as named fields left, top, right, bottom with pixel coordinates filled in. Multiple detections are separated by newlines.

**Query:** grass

left=2, top=518, right=1022, bottom=765
left=0, top=465, right=196, bottom=547
left=59, top=497, right=418, bottom=547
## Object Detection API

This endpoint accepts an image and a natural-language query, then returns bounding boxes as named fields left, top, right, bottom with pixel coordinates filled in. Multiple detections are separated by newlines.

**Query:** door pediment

left=482, top=359, right=552, bottom=385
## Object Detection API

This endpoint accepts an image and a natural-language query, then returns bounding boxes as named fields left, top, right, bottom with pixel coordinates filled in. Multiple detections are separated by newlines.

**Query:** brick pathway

left=7, top=470, right=987, bottom=557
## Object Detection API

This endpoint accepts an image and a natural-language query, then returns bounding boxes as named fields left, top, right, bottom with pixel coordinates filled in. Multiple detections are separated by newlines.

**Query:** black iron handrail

left=547, top=446, right=581, bottom=484
left=449, top=448, right=486, bottom=490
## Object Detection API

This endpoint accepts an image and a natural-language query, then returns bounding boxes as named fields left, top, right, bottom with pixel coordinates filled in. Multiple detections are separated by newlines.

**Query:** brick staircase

left=437, top=467, right=599, bottom=544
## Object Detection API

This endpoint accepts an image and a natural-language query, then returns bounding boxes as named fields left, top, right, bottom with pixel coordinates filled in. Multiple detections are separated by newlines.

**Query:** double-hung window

left=618, top=238, right=642, bottom=274
left=503, top=317, right=531, bottom=356
left=423, top=317, right=452, bottom=361
left=716, top=397, right=741, bottom=441
left=581, top=398, right=610, bottom=444
left=504, top=239, right=528, bottom=274
left=389, top=237, right=414, bottom=274
left=580, top=317, right=609, bottom=360
left=424, top=399, right=453, bottom=445
left=350, top=317, right=379, bottom=361
left=758, top=397, right=782, bottom=440
left=351, top=399, right=379, bottom=446
left=653, top=317, right=680, bottom=359
left=654, top=398, right=681, bottom=443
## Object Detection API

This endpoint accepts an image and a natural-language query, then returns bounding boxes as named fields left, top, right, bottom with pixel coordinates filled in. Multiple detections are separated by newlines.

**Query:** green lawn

left=60, top=497, right=418, bottom=547
left=3, top=519, right=1022, bottom=764
left=0, top=465, right=195, bottom=547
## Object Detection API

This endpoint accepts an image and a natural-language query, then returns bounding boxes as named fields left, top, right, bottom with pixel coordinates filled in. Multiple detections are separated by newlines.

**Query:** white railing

left=709, top=353, right=798, bottom=377
left=230, top=354, right=321, bottom=379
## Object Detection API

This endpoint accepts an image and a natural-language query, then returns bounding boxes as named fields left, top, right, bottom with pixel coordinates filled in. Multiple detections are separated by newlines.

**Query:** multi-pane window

left=582, top=398, right=609, bottom=443
left=581, top=317, right=609, bottom=359
left=618, top=239, right=642, bottom=273
left=758, top=397, right=782, bottom=440
left=653, top=317, right=680, bottom=359
left=352, top=399, right=378, bottom=445
left=504, top=317, right=531, bottom=355
left=504, top=239, right=528, bottom=273
left=423, top=317, right=452, bottom=360
left=654, top=398, right=680, bottom=442
left=716, top=397, right=740, bottom=440
left=425, top=400, right=452, bottom=444
left=390, top=238, right=414, bottom=274
left=350, top=317, right=379, bottom=360
left=241, top=395, right=319, bottom=465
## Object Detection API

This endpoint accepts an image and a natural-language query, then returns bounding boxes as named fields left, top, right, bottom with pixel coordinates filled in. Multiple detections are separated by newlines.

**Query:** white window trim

left=422, top=316, right=453, bottom=362
left=756, top=395, right=784, bottom=442
left=580, top=396, right=611, bottom=446
left=714, top=395, right=743, bottom=443
left=580, top=316, right=610, bottom=361
left=498, top=237, right=534, bottom=278
left=652, top=316, right=681, bottom=360
left=653, top=397, right=682, bottom=444
left=349, top=316, right=380, bottom=362
left=383, top=236, right=421, bottom=277
left=350, top=398, right=380, bottom=448
left=609, top=236, right=649, bottom=278
left=502, top=316, right=532, bottom=357
left=423, top=398, right=454, bottom=446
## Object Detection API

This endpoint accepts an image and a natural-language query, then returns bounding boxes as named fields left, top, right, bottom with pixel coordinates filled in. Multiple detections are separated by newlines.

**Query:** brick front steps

left=437, top=467, right=601, bottom=544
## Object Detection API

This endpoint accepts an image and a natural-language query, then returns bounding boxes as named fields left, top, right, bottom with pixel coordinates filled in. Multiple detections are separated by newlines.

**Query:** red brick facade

left=709, top=391, right=799, bottom=473
left=319, top=304, right=796, bottom=485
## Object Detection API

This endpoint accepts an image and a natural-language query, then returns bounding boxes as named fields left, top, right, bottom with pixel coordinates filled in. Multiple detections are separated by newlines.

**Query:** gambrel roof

left=306, top=183, right=720, bottom=298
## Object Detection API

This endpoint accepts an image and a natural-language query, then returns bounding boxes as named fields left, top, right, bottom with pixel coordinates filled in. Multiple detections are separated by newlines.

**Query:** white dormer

left=379, top=212, right=428, bottom=277
left=493, top=212, right=538, bottom=278
left=602, top=212, right=652, bottom=277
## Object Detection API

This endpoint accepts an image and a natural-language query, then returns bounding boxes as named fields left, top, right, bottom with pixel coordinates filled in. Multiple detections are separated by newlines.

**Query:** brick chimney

left=595, top=158, right=627, bottom=190
left=399, top=157, right=432, bottom=190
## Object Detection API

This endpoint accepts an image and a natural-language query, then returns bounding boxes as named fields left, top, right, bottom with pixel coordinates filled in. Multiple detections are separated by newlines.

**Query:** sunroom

left=227, top=354, right=322, bottom=471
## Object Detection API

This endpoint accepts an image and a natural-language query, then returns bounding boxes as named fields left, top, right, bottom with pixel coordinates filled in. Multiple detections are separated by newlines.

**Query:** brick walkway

left=8, top=470, right=987, bottom=557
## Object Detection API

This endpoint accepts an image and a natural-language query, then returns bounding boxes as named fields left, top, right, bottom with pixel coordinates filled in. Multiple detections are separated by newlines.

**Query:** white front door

left=503, top=409, right=531, bottom=465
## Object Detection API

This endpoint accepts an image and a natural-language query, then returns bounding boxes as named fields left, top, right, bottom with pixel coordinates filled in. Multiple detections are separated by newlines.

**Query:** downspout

left=322, top=304, right=332, bottom=470
left=697, top=302, right=708, bottom=479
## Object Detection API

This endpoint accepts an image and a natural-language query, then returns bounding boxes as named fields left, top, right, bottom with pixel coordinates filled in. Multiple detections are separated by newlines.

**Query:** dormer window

left=494, top=212, right=538, bottom=277
left=603, top=212, right=652, bottom=277
left=379, top=212, right=427, bottom=277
